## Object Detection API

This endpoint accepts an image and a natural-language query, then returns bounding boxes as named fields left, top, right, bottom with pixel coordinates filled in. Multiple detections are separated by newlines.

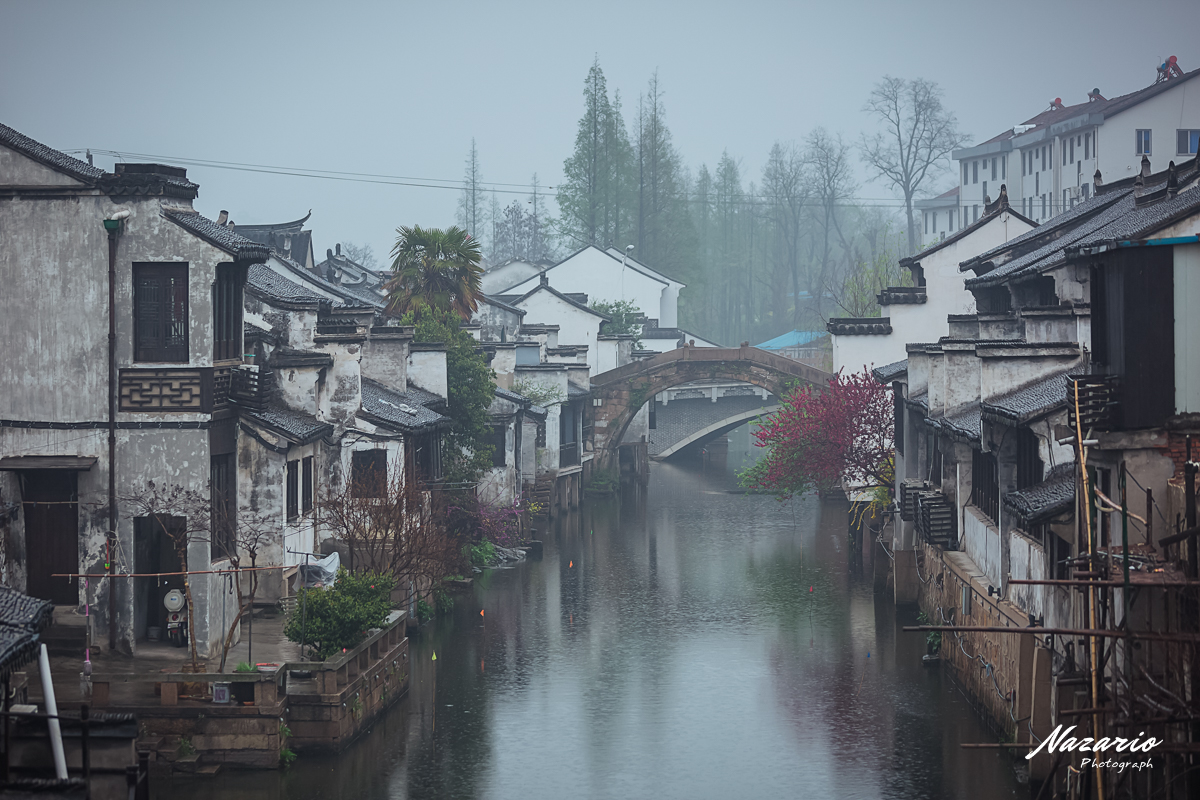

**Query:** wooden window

left=1016, top=428, right=1043, bottom=490
left=213, top=264, right=243, bottom=362
left=134, top=263, right=189, bottom=362
left=991, top=158, right=997, bottom=180
left=302, top=456, right=314, bottom=514
left=893, top=385, right=905, bottom=457
left=286, top=460, right=299, bottom=521
left=210, top=454, right=235, bottom=560
left=972, top=448, right=1000, bottom=524
left=351, top=449, right=387, bottom=498
left=491, top=424, right=507, bottom=468
left=1085, top=133, right=1091, bottom=160
left=972, top=160, right=978, bottom=184
left=1178, top=129, right=1200, bottom=155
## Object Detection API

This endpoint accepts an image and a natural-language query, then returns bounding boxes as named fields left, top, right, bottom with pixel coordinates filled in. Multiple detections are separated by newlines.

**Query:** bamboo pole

left=1073, top=378, right=1104, bottom=800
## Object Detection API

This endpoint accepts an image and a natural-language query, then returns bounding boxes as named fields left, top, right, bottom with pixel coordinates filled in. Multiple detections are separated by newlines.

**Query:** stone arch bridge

left=590, top=344, right=832, bottom=470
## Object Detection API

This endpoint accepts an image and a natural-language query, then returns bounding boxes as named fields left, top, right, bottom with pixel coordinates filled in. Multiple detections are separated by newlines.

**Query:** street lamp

left=620, top=244, right=634, bottom=303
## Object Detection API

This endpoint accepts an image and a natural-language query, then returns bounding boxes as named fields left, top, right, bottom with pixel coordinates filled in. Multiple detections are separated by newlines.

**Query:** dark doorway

left=22, top=470, right=79, bottom=605
left=133, top=516, right=185, bottom=641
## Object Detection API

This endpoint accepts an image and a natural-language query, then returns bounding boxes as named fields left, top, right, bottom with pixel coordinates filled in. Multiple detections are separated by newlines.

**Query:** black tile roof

left=247, top=264, right=327, bottom=306
left=901, top=198, right=1035, bottom=266
left=1005, top=462, right=1075, bottom=524
left=827, top=317, right=892, bottom=336
left=961, top=189, right=1128, bottom=273
left=969, top=166, right=1200, bottom=289
left=0, top=122, right=104, bottom=182
left=982, top=371, right=1070, bottom=423
left=871, top=359, right=908, bottom=383
left=567, top=383, right=591, bottom=398
left=403, top=384, right=445, bottom=408
left=243, top=402, right=331, bottom=444
left=938, top=404, right=981, bottom=441
left=494, top=386, right=532, bottom=405
left=360, top=379, right=449, bottom=433
left=1072, top=178, right=1200, bottom=248
left=478, top=293, right=526, bottom=316
left=877, top=287, right=927, bottom=306
left=0, top=586, right=54, bottom=679
left=163, top=210, right=270, bottom=262
left=511, top=284, right=611, bottom=319
left=965, top=192, right=1135, bottom=288
left=906, top=391, right=929, bottom=411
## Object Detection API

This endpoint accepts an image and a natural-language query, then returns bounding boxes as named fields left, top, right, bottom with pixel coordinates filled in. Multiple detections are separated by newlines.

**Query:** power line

left=65, top=148, right=928, bottom=209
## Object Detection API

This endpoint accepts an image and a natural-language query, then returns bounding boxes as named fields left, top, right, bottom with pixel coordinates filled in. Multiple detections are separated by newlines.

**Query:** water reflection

left=160, top=432, right=1021, bottom=800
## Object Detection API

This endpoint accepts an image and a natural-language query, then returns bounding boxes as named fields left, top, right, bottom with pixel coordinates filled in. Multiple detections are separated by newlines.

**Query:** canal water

left=162, top=428, right=1024, bottom=800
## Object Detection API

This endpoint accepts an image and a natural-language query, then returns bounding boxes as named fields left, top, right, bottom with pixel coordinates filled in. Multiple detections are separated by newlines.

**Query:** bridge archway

left=590, top=344, right=830, bottom=471
left=654, top=404, right=781, bottom=460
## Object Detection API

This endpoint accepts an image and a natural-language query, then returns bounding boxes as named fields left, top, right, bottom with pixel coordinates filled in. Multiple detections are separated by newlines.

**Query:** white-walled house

left=941, top=60, right=1200, bottom=240
left=491, top=245, right=684, bottom=330
left=915, top=187, right=960, bottom=247
left=829, top=191, right=1035, bottom=375
left=495, top=277, right=611, bottom=374
left=480, top=258, right=548, bottom=296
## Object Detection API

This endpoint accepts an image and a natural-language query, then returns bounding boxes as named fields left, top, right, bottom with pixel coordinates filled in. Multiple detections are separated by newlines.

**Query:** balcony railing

left=230, top=366, right=269, bottom=411
left=1066, top=373, right=1119, bottom=432
left=213, top=366, right=232, bottom=410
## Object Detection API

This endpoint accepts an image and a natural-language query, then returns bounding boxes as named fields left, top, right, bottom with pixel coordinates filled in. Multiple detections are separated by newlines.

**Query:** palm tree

left=383, top=225, right=483, bottom=318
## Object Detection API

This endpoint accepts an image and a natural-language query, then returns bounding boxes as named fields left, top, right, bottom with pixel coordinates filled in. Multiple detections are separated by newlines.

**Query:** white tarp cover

left=299, top=551, right=340, bottom=589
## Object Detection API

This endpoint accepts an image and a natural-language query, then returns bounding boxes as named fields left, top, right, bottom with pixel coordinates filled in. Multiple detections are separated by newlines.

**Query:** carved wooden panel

left=119, top=369, right=212, bottom=412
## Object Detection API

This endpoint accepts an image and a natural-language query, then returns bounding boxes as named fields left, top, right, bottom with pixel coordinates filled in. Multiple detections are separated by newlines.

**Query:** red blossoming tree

left=741, top=369, right=894, bottom=499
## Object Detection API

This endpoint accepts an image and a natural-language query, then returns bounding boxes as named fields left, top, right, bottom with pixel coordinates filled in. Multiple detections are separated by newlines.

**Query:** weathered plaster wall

left=407, top=348, right=448, bottom=400
left=360, top=333, right=411, bottom=393
left=316, top=341, right=362, bottom=430
left=472, top=301, right=524, bottom=342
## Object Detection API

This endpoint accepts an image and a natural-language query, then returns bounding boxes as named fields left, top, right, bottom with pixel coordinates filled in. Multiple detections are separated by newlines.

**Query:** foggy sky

left=3, top=0, right=1195, bottom=266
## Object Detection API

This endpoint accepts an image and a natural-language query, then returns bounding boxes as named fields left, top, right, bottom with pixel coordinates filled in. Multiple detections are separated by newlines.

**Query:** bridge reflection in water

left=159, top=453, right=1023, bottom=800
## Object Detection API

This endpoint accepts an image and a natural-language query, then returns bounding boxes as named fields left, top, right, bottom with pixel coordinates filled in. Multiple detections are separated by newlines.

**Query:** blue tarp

left=755, top=330, right=826, bottom=350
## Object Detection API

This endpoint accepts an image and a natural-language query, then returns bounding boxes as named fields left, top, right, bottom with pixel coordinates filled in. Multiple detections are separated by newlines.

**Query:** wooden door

left=22, top=470, right=79, bottom=605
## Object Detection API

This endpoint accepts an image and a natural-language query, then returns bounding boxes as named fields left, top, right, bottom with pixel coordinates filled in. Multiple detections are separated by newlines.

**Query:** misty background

left=3, top=0, right=1193, bottom=343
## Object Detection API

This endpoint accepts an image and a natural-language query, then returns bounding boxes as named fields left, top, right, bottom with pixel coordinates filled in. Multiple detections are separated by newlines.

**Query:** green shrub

left=585, top=468, right=619, bottom=495
left=279, top=747, right=297, bottom=768
left=234, top=661, right=255, bottom=673
left=283, top=568, right=395, bottom=660
left=415, top=599, right=434, bottom=623
left=468, top=540, right=495, bottom=567
left=434, top=588, right=454, bottom=614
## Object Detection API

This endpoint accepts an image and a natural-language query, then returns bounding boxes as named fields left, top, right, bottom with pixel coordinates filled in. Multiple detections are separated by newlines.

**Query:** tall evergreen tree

left=456, top=139, right=485, bottom=247
left=633, top=72, right=692, bottom=285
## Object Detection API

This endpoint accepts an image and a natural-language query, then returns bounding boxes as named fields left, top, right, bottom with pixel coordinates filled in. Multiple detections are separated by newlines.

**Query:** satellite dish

left=164, top=589, right=186, bottom=612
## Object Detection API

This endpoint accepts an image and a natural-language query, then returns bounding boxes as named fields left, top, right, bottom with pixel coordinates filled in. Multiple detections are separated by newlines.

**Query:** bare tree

left=316, top=466, right=464, bottom=603
left=761, top=142, right=809, bottom=329
left=860, top=77, right=967, bottom=257
left=340, top=241, right=378, bottom=270
left=211, top=500, right=279, bottom=673
left=806, top=128, right=857, bottom=325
